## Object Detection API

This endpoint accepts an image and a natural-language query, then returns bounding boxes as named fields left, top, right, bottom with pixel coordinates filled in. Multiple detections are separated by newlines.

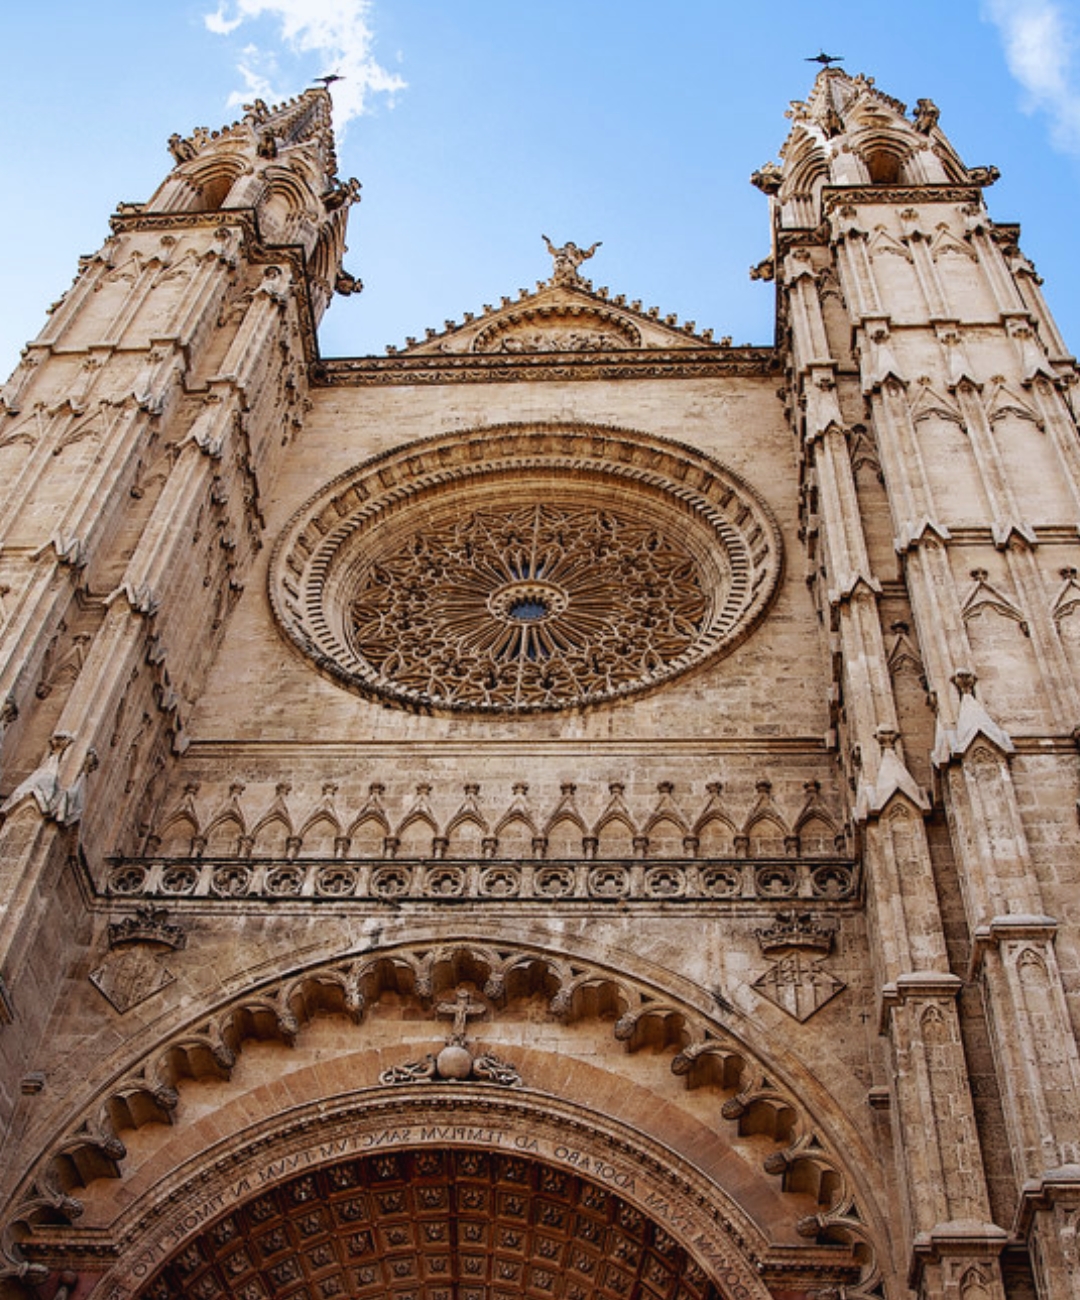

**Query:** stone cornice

left=314, top=347, right=779, bottom=387
left=774, top=229, right=830, bottom=255
left=1014, top=1165, right=1080, bottom=1240
left=822, top=184, right=984, bottom=211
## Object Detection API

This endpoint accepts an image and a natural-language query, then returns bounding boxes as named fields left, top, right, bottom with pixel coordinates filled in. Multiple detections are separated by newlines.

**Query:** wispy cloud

left=983, top=0, right=1080, bottom=155
left=204, top=0, right=405, bottom=129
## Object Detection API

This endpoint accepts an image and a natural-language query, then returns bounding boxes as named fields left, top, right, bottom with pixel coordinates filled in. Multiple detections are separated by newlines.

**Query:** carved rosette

left=269, top=424, right=783, bottom=714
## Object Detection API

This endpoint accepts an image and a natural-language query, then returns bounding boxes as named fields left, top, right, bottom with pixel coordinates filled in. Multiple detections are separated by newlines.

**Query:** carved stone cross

left=437, top=987, right=486, bottom=1045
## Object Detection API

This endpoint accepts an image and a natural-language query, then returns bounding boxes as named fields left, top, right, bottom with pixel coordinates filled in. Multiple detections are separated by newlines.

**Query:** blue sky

left=3, top=2, right=1080, bottom=379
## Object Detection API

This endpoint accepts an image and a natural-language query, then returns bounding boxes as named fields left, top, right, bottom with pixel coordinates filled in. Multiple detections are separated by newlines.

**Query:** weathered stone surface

left=2, top=68, right=1080, bottom=1300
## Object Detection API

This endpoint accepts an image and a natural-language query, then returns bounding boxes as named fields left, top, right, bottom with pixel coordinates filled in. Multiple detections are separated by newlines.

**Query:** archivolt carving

left=134, top=1148, right=728, bottom=1300
left=5, top=943, right=879, bottom=1296
left=269, top=424, right=783, bottom=714
left=472, top=304, right=641, bottom=353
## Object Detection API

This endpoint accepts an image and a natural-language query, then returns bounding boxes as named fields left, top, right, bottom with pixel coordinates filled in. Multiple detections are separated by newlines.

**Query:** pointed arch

left=848, top=128, right=919, bottom=185
left=153, top=812, right=199, bottom=859
left=919, top=1003, right=950, bottom=1046
left=177, top=153, right=251, bottom=212
left=492, top=813, right=536, bottom=858
left=643, top=815, right=689, bottom=857
left=395, top=810, right=439, bottom=858
left=1016, top=947, right=1050, bottom=988
left=342, top=807, right=388, bottom=858
left=250, top=812, right=291, bottom=858
left=745, top=811, right=790, bottom=858
left=594, top=808, right=637, bottom=858
left=297, top=810, right=341, bottom=858
left=544, top=813, right=587, bottom=859
left=694, top=813, right=738, bottom=856
left=782, top=128, right=830, bottom=197
left=203, top=811, right=244, bottom=858
left=445, top=811, right=487, bottom=858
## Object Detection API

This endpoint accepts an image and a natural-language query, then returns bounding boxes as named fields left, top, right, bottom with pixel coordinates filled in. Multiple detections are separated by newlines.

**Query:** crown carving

left=107, top=905, right=187, bottom=951
left=755, top=911, right=837, bottom=956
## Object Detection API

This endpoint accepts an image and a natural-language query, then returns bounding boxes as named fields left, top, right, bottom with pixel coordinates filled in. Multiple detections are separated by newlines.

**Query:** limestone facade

left=1, top=70, right=1079, bottom=1300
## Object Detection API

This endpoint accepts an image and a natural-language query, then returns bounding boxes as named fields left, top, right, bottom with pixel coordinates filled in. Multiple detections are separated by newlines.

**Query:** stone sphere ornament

left=435, top=1044, right=474, bottom=1080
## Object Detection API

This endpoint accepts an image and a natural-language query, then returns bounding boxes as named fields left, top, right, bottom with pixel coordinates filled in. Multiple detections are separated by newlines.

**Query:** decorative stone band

left=268, top=423, right=784, bottom=714
left=315, top=348, right=779, bottom=385
left=820, top=183, right=985, bottom=211
left=104, top=856, right=858, bottom=904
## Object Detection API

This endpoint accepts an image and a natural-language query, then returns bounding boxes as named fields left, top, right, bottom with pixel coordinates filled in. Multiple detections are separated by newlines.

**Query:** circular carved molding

left=269, top=424, right=783, bottom=715
left=473, top=304, right=642, bottom=353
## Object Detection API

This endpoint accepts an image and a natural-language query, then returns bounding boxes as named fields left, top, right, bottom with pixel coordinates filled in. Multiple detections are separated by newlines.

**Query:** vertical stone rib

left=782, top=239, right=998, bottom=1267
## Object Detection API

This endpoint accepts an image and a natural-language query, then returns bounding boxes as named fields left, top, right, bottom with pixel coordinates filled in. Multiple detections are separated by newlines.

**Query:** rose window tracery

left=269, top=424, right=783, bottom=714
left=349, top=503, right=709, bottom=710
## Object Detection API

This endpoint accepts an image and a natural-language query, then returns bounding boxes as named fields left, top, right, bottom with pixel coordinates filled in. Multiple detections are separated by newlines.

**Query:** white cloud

left=205, top=6, right=243, bottom=36
left=232, top=46, right=279, bottom=104
left=983, top=0, right=1080, bottom=155
left=203, top=0, right=405, bottom=129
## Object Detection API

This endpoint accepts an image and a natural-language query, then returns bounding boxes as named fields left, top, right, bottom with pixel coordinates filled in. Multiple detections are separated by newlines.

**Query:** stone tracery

left=349, top=502, right=710, bottom=711
left=269, top=424, right=784, bottom=715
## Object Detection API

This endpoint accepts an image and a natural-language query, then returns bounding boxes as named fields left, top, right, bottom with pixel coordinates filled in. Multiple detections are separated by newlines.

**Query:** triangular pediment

left=388, top=246, right=725, bottom=356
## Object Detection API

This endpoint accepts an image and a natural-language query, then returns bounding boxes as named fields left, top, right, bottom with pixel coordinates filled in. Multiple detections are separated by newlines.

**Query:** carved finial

left=542, top=235, right=602, bottom=287
left=913, top=98, right=940, bottom=133
left=167, top=132, right=198, bottom=164
left=875, top=726, right=899, bottom=750
left=953, top=669, right=978, bottom=696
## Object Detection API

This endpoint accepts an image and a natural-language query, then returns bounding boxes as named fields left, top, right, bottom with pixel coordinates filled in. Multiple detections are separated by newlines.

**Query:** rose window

left=348, top=503, right=709, bottom=710
left=269, top=423, right=783, bottom=714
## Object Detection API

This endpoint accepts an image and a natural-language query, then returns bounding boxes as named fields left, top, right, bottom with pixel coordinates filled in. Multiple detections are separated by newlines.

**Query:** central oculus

left=488, top=578, right=570, bottom=631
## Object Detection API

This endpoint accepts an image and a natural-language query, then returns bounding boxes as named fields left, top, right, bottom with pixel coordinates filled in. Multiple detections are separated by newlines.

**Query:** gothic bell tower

left=766, top=68, right=1080, bottom=1299
left=0, top=89, right=360, bottom=1131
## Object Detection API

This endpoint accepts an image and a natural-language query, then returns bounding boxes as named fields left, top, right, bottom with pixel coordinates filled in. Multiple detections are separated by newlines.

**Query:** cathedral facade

left=1, top=69, right=1079, bottom=1300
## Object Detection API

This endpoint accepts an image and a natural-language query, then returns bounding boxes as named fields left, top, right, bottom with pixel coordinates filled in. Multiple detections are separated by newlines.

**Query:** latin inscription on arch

left=97, top=1102, right=769, bottom=1300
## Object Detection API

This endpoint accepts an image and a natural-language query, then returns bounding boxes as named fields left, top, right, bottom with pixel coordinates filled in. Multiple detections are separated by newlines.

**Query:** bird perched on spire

left=806, top=51, right=843, bottom=66
left=315, top=73, right=344, bottom=87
